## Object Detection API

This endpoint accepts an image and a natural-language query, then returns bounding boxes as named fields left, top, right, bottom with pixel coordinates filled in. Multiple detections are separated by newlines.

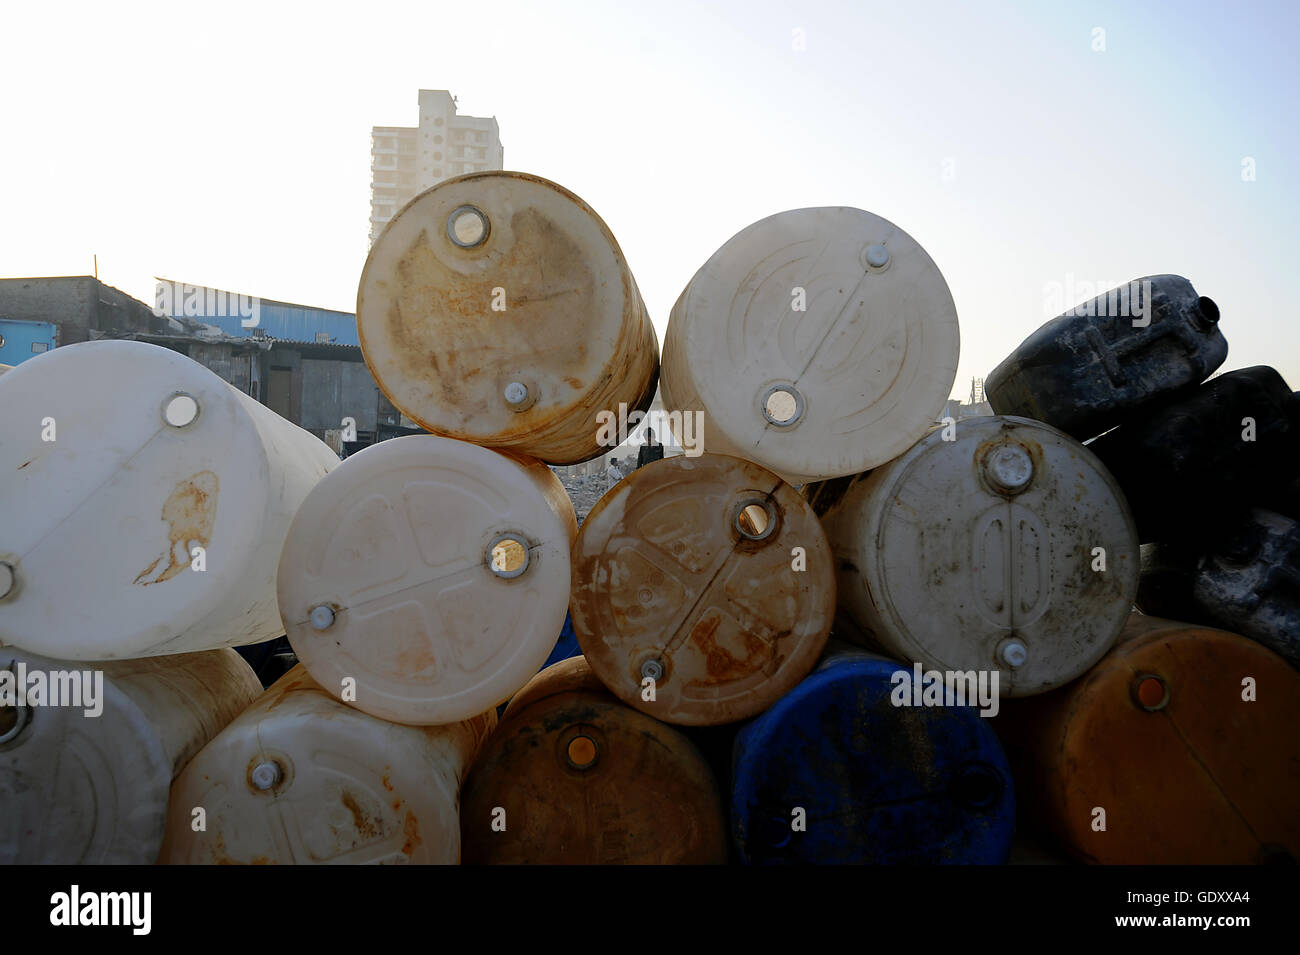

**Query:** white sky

left=2, top=0, right=1296, bottom=399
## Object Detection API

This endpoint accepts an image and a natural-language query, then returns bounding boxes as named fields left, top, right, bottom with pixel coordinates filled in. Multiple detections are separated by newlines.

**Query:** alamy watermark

left=1043, top=275, right=1154, bottom=326
left=594, top=402, right=704, bottom=457
left=1, top=662, right=104, bottom=718
left=153, top=279, right=260, bottom=328
left=50, top=885, right=151, bottom=935
left=890, top=663, right=1000, bottom=717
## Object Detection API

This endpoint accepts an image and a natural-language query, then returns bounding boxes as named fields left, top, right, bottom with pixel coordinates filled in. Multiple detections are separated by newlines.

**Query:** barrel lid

left=664, top=206, right=959, bottom=484
left=461, top=686, right=727, bottom=864
left=0, top=648, right=170, bottom=863
left=357, top=171, right=645, bottom=458
left=843, top=415, right=1139, bottom=695
left=1048, top=616, right=1300, bottom=864
left=161, top=669, right=487, bottom=864
left=730, top=654, right=1015, bottom=863
left=0, top=341, right=284, bottom=659
left=571, top=453, right=835, bottom=725
left=278, top=435, right=572, bottom=725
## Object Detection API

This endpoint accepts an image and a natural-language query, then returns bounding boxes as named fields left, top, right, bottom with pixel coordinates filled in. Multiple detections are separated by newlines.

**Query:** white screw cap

left=984, top=445, right=1034, bottom=493
left=309, top=605, right=335, bottom=631
left=251, top=761, right=281, bottom=791
left=865, top=244, right=890, bottom=268
left=504, top=382, right=529, bottom=408
left=1000, top=640, right=1028, bottom=668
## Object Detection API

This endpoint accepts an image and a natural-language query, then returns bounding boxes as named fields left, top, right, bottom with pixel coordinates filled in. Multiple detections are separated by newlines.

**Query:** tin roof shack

left=133, top=333, right=404, bottom=450
left=0, top=276, right=168, bottom=347
left=145, top=280, right=411, bottom=451
left=152, top=278, right=359, bottom=345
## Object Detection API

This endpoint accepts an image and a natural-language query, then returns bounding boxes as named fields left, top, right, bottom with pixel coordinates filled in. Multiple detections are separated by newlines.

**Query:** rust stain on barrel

left=340, top=790, right=382, bottom=840
left=133, top=470, right=218, bottom=585
left=383, top=209, right=596, bottom=427
left=401, top=810, right=421, bottom=856
left=690, top=614, right=774, bottom=683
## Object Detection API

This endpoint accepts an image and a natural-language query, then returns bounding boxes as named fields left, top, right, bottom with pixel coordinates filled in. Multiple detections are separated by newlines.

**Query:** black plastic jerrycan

left=1260, top=392, right=1300, bottom=521
left=1137, top=508, right=1300, bottom=669
left=986, top=275, right=1227, bottom=440
left=1087, top=366, right=1297, bottom=543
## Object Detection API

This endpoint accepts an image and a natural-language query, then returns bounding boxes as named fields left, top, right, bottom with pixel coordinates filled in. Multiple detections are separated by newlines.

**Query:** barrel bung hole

left=735, top=500, right=776, bottom=541
left=955, top=763, right=1003, bottom=809
left=447, top=205, right=489, bottom=248
left=0, top=704, right=17, bottom=737
left=488, top=536, right=529, bottom=578
left=566, top=735, right=598, bottom=769
left=1136, top=675, right=1169, bottom=711
left=0, top=701, right=28, bottom=743
left=763, top=387, right=800, bottom=426
left=163, top=393, right=199, bottom=428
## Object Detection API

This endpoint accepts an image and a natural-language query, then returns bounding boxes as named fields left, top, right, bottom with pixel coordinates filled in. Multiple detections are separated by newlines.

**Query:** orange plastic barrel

left=994, top=614, right=1300, bottom=864
left=460, top=657, right=728, bottom=864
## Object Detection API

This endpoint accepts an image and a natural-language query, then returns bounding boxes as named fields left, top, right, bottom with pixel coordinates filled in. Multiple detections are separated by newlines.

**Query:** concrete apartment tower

left=369, top=89, right=504, bottom=246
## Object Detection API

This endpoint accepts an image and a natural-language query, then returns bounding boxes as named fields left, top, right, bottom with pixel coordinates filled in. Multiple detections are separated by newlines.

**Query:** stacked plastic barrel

left=985, top=279, right=1300, bottom=863
left=3, top=176, right=1295, bottom=865
left=0, top=341, right=332, bottom=861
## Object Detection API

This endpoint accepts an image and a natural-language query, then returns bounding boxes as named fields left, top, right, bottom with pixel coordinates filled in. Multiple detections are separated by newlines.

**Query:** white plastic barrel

left=0, top=340, right=340, bottom=659
left=0, top=646, right=261, bottom=863
left=159, top=665, right=496, bottom=864
left=357, top=170, right=660, bottom=465
left=570, top=453, right=835, bottom=725
left=278, top=434, right=576, bottom=725
left=812, top=415, right=1139, bottom=695
left=660, top=207, right=960, bottom=485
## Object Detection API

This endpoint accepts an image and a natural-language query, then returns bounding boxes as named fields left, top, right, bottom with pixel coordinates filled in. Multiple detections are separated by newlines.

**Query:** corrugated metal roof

left=153, top=279, right=360, bottom=346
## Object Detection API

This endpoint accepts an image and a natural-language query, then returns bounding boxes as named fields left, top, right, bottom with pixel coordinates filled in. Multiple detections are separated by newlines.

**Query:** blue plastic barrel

left=731, top=652, right=1016, bottom=864
left=541, top=612, right=582, bottom=670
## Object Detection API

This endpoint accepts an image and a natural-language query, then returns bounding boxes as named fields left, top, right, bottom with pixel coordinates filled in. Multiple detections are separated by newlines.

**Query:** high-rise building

left=369, top=90, right=504, bottom=246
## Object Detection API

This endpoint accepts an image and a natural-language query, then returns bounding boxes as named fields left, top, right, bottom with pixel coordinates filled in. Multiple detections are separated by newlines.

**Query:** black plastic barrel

left=1087, top=366, right=1297, bottom=543
left=986, top=275, right=1226, bottom=440
left=1136, top=508, right=1300, bottom=668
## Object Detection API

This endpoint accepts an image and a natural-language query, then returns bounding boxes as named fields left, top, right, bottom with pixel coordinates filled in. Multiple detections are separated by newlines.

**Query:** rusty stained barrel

left=460, top=656, right=728, bottom=864
left=160, top=666, right=496, bottom=864
left=357, top=171, right=659, bottom=465
left=278, top=435, right=576, bottom=726
left=0, top=340, right=340, bottom=659
left=811, top=416, right=1139, bottom=696
left=1, top=647, right=261, bottom=863
left=994, top=614, right=1300, bottom=865
left=570, top=453, right=835, bottom=725
left=659, top=207, right=960, bottom=485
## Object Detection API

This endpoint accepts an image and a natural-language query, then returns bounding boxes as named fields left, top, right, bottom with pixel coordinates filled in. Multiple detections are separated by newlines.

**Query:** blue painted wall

left=0, top=319, right=57, bottom=366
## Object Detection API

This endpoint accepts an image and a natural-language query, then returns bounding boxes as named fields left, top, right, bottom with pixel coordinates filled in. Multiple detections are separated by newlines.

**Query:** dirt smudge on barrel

left=133, top=470, right=218, bottom=585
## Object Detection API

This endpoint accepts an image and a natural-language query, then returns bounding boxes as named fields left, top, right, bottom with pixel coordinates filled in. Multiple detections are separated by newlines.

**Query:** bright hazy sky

left=2, top=0, right=1296, bottom=399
